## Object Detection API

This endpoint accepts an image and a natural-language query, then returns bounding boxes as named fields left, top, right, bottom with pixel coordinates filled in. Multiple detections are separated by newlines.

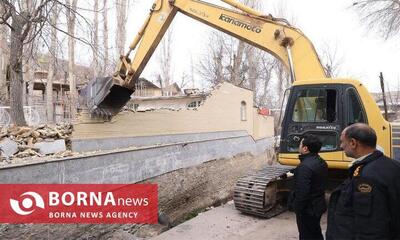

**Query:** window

left=241, top=101, right=247, bottom=121
left=188, top=101, right=201, bottom=108
left=287, top=132, right=338, bottom=152
left=292, top=89, right=336, bottom=123
left=347, top=88, right=367, bottom=124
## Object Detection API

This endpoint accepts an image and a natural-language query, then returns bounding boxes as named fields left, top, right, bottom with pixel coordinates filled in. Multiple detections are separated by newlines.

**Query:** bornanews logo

left=10, top=191, right=45, bottom=215
left=0, top=184, right=158, bottom=224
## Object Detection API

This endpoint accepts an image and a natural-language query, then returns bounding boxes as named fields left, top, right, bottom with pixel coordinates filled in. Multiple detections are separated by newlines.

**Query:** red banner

left=0, top=184, right=158, bottom=224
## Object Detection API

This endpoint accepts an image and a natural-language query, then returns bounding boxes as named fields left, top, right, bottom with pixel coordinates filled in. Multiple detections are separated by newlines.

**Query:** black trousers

left=296, top=212, right=323, bottom=240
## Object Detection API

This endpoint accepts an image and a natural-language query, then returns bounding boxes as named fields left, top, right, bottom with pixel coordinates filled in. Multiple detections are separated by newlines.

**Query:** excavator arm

left=80, top=0, right=395, bottom=220
left=82, top=0, right=326, bottom=118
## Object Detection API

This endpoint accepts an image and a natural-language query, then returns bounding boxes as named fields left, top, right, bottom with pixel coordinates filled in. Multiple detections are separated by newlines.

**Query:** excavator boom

left=81, top=0, right=326, bottom=117
left=79, top=0, right=395, bottom=220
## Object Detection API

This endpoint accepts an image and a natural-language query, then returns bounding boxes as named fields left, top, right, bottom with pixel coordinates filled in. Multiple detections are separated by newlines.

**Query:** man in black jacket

left=326, top=123, right=400, bottom=240
left=291, top=134, right=328, bottom=240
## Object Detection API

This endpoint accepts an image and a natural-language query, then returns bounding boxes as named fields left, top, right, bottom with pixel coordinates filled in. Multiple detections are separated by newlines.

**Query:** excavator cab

left=278, top=79, right=391, bottom=169
left=280, top=84, right=344, bottom=153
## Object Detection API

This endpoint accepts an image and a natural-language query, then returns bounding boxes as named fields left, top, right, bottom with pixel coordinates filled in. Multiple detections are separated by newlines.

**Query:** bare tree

left=0, top=3, right=8, bottom=104
left=25, top=57, right=35, bottom=106
left=274, top=59, right=290, bottom=106
left=317, top=41, right=344, bottom=78
left=46, top=2, right=58, bottom=123
left=0, top=0, right=59, bottom=125
left=197, top=31, right=248, bottom=87
left=255, top=57, right=276, bottom=106
left=66, top=0, right=78, bottom=118
left=385, top=79, right=400, bottom=117
left=157, top=28, right=173, bottom=94
left=115, top=0, right=128, bottom=56
left=353, top=0, right=400, bottom=39
left=197, top=0, right=279, bottom=106
left=197, top=32, right=225, bottom=85
left=92, top=0, right=100, bottom=78
left=102, top=0, right=109, bottom=75
left=21, top=30, right=40, bottom=107
left=190, top=56, right=195, bottom=88
left=229, top=40, right=246, bottom=86
left=179, top=72, right=189, bottom=89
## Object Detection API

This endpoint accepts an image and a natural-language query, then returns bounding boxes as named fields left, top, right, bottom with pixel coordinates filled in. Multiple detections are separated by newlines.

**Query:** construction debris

left=34, top=139, right=66, bottom=155
left=0, top=123, right=73, bottom=163
left=0, top=138, right=19, bottom=157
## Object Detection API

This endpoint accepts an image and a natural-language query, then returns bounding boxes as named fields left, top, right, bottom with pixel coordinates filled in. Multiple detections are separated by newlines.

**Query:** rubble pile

left=0, top=123, right=74, bottom=162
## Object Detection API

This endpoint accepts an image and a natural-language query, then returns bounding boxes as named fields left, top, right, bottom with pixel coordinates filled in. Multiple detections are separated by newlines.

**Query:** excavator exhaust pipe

left=80, top=76, right=134, bottom=119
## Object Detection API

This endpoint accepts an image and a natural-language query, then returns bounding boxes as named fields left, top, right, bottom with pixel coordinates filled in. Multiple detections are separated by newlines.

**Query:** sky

left=125, top=0, right=400, bottom=93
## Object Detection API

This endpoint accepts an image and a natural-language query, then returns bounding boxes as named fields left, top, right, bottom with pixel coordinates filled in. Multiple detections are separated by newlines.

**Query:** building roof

left=34, top=54, right=93, bottom=85
left=164, top=82, right=182, bottom=93
left=136, top=78, right=160, bottom=89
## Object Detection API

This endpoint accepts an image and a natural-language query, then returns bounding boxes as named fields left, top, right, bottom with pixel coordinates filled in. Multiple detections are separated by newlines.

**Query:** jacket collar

left=298, top=152, right=318, bottom=162
left=349, top=150, right=383, bottom=176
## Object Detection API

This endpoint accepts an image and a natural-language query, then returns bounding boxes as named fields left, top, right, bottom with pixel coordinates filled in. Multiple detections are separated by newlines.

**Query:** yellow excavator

left=81, top=0, right=400, bottom=218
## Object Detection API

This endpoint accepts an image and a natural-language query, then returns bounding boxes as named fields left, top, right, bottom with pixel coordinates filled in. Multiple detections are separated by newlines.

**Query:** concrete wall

left=0, top=152, right=271, bottom=240
left=71, top=130, right=249, bottom=153
left=147, top=152, right=269, bottom=224
left=253, top=108, right=274, bottom=140
left=0, top=135, right=274, bottom=184
left=73, top=83, right=274, bottom=141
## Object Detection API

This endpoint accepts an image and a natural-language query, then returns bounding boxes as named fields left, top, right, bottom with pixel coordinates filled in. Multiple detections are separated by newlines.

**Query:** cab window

left=292, top=89, right=337, bottom=123
left=347, top=88, right=367, bottom=125
left=287, top=131, right=338, bottom=152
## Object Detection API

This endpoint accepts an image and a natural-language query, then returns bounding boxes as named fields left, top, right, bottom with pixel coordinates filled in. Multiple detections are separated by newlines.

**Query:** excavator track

left=234, top=165, right=295, bottom=218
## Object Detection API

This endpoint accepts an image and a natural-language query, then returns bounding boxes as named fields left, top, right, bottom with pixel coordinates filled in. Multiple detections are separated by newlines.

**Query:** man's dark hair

left=344, top=123, right=377, bottom=148
left=302, top=134, right=322, bottom=153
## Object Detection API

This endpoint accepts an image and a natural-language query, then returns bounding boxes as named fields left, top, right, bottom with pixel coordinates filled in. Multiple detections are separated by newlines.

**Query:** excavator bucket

left=80, top=76, right=134, bottom=118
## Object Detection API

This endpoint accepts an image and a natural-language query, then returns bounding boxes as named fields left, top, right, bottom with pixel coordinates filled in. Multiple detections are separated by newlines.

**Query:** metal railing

left=0, top=106, right=44, bottom=127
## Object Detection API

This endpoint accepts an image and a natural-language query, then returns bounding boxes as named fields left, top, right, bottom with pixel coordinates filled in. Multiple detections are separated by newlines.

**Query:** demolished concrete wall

left=73, top=82, right=274, bottom=141
left=0, top=134, right=273, bottom=184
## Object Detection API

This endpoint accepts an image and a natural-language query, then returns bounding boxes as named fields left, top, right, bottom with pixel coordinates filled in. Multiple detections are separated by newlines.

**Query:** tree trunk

left=115, top=0, right=127, bottom=56
left=0, top=4, right=8, bottom=104
left=27, top=76, right=35, bottom=106
left=159, top=29, right=173, bottom=92
left=46, top=3, right=58, bottom=123
left=230, top=40, right=245, bottom=86
left=214, top=44, right=224, bottom=84
left=92, top=0, right=99, bottom=78
left=247, top=46, right=258, bottom=102
left=67, top=0, right=78, bottom=118
left=9, top=13, right=28, bottom=126
left=22, top=80, right=26, bottom=105
left=22, top=46, right=33, bottom=106
left=102, top=0, right=109, bottom=75
left=25, top=57, right=35, bottom=106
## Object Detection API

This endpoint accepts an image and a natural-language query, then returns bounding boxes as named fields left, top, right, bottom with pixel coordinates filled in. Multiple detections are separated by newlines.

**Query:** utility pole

left=379, top=72, right=388, bottom=121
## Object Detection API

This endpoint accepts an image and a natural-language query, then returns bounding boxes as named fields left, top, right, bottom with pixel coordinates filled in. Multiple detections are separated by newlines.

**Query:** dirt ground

left=152, top=201, right=328, bottom=240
